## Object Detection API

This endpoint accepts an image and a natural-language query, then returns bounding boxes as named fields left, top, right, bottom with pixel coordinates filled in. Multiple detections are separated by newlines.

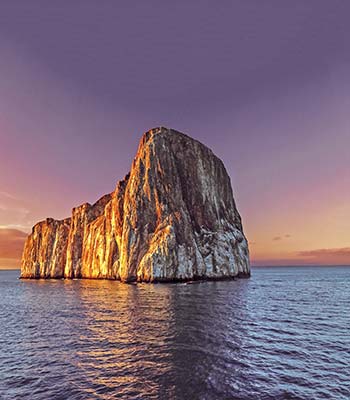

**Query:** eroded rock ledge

left=21, top=127, right=250, bottom=282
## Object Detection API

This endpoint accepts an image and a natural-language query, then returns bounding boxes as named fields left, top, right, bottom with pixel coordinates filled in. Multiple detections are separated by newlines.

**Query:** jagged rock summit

left=21, top=127, right=250, bottom=282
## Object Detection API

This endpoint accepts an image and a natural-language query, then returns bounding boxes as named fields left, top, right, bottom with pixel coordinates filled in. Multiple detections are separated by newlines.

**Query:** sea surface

left=0, top=267, right=349, bottom=400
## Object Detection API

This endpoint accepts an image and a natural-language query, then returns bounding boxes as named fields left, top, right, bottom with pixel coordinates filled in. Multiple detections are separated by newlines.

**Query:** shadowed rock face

left=21, top=127, right=250, bottom=282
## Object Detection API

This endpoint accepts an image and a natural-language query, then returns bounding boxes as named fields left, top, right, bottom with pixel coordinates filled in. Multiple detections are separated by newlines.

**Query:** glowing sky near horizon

left=0, top=0, right=350, bottom=268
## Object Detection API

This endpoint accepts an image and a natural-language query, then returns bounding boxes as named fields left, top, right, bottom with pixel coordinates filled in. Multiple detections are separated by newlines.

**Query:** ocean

left=0, top=267, right=349, bottom=399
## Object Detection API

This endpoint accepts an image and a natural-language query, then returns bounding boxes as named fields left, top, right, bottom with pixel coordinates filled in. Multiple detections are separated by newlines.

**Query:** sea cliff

left=21, top=127, right=250, bottom=282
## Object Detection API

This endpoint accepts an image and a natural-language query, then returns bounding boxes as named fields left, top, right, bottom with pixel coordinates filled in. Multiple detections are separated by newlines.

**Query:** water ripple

left=0, top=267, right=349, bottom=399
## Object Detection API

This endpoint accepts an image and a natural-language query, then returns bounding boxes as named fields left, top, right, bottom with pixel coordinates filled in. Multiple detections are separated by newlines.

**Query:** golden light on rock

left=21, top=128, right=250, bottom=282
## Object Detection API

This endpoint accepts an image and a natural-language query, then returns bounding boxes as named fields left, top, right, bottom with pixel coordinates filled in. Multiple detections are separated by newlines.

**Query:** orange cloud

left=251, top=246, right=350, bottom=266
left=298, top=247, right=350, bottom=262
left=272, top=234, right=291, bottom=241
left=0, top=228, right=27, bottom=269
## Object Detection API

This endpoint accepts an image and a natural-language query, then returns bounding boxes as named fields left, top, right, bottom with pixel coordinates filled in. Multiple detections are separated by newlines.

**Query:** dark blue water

left=0, top=267, right=349, bottom=400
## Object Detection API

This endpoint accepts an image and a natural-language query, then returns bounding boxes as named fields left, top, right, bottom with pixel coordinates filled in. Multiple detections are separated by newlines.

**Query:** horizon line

left=1, top=265, right=350, bottom=272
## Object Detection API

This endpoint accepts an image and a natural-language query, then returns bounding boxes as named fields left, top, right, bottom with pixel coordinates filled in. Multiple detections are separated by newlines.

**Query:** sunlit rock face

left=21, top=127, right=250, bottom=282
left=64, top=193, right=112, bottom=279
left=80, top=178, right=128, bottom=279
left=21, top=218, right=71, bottom=278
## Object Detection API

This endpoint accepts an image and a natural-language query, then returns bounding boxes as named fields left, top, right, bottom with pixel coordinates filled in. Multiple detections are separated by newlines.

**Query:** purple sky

left=1, top=0, right=350, bottom=267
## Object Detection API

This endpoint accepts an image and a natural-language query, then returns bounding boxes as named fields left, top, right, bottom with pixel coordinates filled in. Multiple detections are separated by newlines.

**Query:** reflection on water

left=0, top=267, right=349, bottom=399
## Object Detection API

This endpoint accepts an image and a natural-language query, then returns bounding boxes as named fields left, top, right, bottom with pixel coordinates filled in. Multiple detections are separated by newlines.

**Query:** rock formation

left=21, top=127, right=250, bottom=282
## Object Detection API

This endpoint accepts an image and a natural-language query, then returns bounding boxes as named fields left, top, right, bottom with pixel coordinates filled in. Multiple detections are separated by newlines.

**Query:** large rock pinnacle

left=21, top=127, right=250, bottom=282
